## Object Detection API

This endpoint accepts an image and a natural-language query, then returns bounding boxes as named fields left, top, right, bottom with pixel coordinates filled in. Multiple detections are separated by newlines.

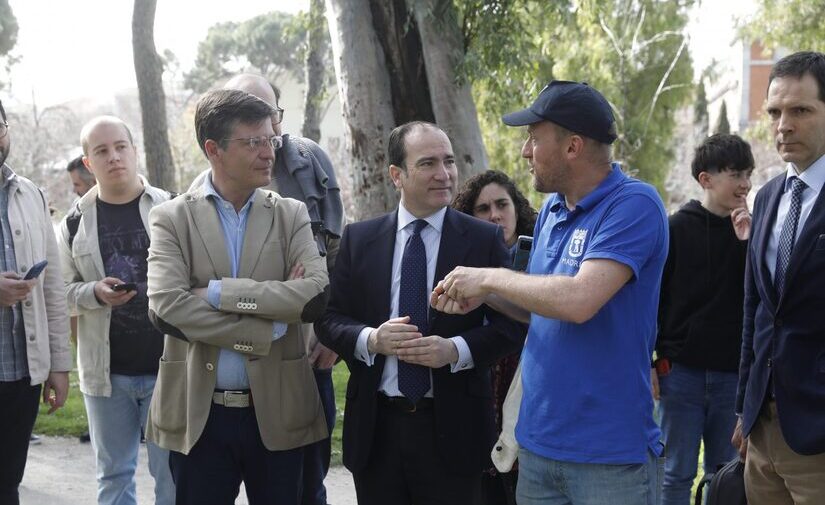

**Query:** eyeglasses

left=0, top=122, right=8, bottom=139
left=224, top=135, right=283, bottom=151
left=272, top=107, right=284, bottom=125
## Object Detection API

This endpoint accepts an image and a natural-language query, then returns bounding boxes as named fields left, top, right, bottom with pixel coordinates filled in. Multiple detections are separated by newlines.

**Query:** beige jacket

left=57, top=180, right=172, bottom=396
left=145, top=186, right=329, bottom=454
left=1, top=165, right=71, bottom=384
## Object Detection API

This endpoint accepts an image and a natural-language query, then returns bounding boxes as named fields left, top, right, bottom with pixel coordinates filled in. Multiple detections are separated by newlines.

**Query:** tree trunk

left=326, top=0, right=398, bottom=219
left=413, top=0, right=488, bottom=182
left=132, top=0, right=176, bottom=190
left=301, top=0, right=326, bottom=143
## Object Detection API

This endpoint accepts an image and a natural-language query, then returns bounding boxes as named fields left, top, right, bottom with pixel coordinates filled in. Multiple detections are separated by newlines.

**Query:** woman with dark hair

left=452, top=170, right=536, bottom=505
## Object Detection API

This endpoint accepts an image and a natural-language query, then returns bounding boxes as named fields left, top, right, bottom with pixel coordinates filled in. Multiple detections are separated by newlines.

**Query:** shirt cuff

left=449, top=336, right=474, bottom=372
left=356, top=326, right=376, bottom=366
left=272, top=322, right=288, bottom=341
left=206, top=280, right=221, bottom=308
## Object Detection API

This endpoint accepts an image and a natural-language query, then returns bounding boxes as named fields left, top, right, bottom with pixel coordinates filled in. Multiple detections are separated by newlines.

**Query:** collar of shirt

left=548, top=162, right=625, bottom=214
left=396, top=202, right=447, bottom=234
left=203, top=173, right=256, bottom=213
left=786, top=153, right=825, bottom=195
left=0, top=164, right=17, bottom=190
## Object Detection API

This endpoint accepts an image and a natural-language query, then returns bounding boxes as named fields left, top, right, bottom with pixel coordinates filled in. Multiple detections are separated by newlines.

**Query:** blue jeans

left=658, top=363, right=738, bottom=505
left=84, top=374, right=174, bottom=505
left=302, top=367, right=336, bottom=505
left=516, top=446, right=663, bottom=505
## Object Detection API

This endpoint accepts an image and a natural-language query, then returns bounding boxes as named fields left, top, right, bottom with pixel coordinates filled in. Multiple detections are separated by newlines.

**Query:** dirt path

left=20, top=436, right=357, bottom=505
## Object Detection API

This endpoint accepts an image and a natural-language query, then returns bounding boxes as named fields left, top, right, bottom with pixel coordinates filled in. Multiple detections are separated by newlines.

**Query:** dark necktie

left=397, top=219, right=431, bottom=403
left=774, top=177, right=806, bottom=296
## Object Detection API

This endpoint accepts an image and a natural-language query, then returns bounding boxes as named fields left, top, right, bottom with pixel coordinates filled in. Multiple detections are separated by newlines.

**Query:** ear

left=697, top=171, right=712, bottom=189
left=204, top=139, right=221, bottom=160
left=82, top=156, right=94, bottom=174
left=389, top=164, right=405, bottom=189
left=566, top=135, right=585, bottom=160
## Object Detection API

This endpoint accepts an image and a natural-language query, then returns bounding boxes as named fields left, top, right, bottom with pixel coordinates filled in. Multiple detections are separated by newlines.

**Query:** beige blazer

left=145, top=185, right=329, bottom=455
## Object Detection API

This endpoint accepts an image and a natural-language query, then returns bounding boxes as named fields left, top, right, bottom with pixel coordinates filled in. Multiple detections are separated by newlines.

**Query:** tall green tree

left=550, top=0, right=694, bottom=192
left=714, top=100, right=730, bottom=135
left=0, top=0, right=19, bottom=90
left=694, top=80, right=709, bottom=142
left=743, top=0, right=825, bottom=53
left=184, top=12, right=303, bottom=93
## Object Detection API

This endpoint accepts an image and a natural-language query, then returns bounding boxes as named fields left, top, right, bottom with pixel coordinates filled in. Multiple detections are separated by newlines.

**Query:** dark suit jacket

left=315, top=207, right=524, bottom=475
left=736, top=172, right=825, bottom=455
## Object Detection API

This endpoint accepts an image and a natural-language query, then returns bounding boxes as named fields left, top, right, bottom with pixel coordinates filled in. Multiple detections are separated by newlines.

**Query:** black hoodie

left=656, top=200, right=747, bottom=372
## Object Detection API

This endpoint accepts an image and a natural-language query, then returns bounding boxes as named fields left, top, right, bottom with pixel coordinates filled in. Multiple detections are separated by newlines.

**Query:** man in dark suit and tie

left=732, top=51, right=825, bottom=504
left=315, top=121, right=523, bottom=505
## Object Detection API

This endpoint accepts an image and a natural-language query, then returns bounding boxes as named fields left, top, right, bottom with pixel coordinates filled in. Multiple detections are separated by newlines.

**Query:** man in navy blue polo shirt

left=432, top=81, right=668, bottom=505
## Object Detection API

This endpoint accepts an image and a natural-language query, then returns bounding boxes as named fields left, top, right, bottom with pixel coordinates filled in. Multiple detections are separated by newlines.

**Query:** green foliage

left=714, top=100, right=730, bottom=135
left=694, top=79, right=708, bottom=139
left=551, top=0, right=694, bottom=192
left=462, top=0, right=693, bottom=200
left=184, top=11, right=304, bottom=93
left=0, top=0, right=19, bottom=90
left=742, top=0, right=825, bottom=53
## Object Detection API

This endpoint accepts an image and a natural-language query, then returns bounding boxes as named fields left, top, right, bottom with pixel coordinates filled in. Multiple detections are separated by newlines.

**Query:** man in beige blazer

left=145, top=89, right=329, bottom=505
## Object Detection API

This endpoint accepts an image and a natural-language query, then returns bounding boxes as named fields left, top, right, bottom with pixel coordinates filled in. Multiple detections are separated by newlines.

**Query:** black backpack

left=694, top=458, right=748, bottom=505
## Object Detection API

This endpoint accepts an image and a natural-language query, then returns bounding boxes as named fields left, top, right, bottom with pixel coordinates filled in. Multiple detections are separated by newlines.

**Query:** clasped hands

left=368, top=316, right=457, bottom=368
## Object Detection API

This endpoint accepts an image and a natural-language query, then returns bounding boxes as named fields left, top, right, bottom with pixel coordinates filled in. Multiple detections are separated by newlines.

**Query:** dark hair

left=452, top=170, right=537, bottom=238
left=769, top=51, right=825, bottom=103
left=691, top=133, right=754, bottom=181
left=387, top=121, right=441, bottom=169
left=66, top=155, right=86, bottom=173
left=194, top=89, right=275, bottom=156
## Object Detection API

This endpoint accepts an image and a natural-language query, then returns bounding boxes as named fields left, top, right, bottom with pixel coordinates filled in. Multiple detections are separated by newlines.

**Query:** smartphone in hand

left=512, top=236, right=533, bottom=271
left=112, top=282, right=137, bottom=292
left=23, top=260, right=48, bottom=280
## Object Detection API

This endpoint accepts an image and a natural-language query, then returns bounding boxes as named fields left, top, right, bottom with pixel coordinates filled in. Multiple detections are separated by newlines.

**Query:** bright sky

left=6, top=0, right=309, bottom=107
left=6, top=0, right=754, bottom=108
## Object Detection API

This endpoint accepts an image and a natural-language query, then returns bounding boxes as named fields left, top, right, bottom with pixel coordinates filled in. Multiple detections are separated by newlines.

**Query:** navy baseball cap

left=502, top=80, right=617, bottom=144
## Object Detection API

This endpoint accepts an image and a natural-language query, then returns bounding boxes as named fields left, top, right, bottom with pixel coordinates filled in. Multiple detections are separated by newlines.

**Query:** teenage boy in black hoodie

left=655, top=133, right=754, bottom=505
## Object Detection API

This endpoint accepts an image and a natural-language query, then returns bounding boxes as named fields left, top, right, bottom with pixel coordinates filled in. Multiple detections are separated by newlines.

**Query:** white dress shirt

left=354, top=204, right=474, bottom=397
left=765, top=154, right=825, bottom=280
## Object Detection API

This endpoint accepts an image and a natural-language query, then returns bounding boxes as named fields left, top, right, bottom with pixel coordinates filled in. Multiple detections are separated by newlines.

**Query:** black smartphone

left=112, top=282, right=137, bottom=292
left=23, top=260, right=48, bottom=280
left=512, top=235, right=533, bottom=272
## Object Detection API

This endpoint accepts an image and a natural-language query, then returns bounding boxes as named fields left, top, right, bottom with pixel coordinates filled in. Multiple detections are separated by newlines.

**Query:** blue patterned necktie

left=397, top=219, right=431, bottom=403
left=774, top=177, right=807, bottom=296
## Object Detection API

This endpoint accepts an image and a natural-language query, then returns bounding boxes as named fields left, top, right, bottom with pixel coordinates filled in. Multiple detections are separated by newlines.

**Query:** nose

left=521, top=139, right=532, bottom=159
left=489, top=207, right=502, bottom=222
left=777, top=111, right=793, bottom=135
left=433, top=162, right=451, bottom=180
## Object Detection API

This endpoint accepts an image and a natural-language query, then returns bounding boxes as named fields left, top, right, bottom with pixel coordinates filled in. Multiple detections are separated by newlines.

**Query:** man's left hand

left=396, top=335, right=458, bottom=368
left=43, top=371, right=69, bottom=414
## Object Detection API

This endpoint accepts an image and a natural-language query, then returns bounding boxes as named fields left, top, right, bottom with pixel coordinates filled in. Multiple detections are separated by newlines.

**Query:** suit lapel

left=780, top=186, right=825, bottom=300
left=756, top=180, right=783, bottom=310
left=188, top=192, right=232, bottom=278
left=366, top=212, right=397, bottom=326
left=430, top=208, right=471, bottom=328
left=239, top=190, right=273, bottom=279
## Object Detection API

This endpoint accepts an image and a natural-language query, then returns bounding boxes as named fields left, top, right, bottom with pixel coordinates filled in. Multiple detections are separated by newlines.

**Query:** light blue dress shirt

left=202, top=175, right=287, bottom=390
left=354, top=204, right=474, bottom=398
left=765, top=154, right=825, bottom=280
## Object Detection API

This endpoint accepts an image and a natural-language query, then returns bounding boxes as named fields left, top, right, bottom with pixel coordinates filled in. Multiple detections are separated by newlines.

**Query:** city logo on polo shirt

left=568, top=228, right=588, bottom=258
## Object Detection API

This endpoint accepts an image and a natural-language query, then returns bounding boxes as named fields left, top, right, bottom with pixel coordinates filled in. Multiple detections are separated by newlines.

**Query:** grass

left=33, top=363, right=352, bottom=466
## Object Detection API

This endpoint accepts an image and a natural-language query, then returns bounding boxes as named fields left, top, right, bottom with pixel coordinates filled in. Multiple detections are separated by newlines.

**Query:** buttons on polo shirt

left=28, top=334, right=35, bottom=342
left=20, top=265, right=27, bottom=273
left=14, top=229, right=21, bottom=236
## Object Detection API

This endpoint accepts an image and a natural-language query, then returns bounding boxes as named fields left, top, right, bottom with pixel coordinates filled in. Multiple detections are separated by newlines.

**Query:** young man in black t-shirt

left=58, top=116, right=175, bottom=505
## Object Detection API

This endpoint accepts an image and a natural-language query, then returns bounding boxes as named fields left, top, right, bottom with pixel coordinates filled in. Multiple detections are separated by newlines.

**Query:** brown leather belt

left=212, top=390, right=253, bottom=408
left=377, top=394, right=433, bottom=413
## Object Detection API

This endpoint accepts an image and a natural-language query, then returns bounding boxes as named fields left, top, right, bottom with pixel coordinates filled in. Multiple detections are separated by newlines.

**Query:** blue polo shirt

left=515, top=163, right=667, bottom=464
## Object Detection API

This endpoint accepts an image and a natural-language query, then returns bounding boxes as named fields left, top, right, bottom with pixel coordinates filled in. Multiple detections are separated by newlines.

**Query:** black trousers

left=353, top=397, right=481, bottom=505
left=168, top=403, right=304, bottom=505
left=0, top=379, right=41, bottom=505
